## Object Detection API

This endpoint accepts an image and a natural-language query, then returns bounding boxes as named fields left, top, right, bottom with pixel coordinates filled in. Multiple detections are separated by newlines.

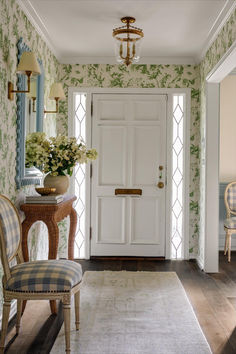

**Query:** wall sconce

left=26, top=80, right=37, bottom=112
left=44, top=83, right=65, bottom=114
left=8, top=52, right=41, bottom=100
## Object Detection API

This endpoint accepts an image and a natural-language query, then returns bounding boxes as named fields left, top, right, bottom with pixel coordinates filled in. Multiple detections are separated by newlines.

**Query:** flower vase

left=44, top=174, right=69, bottom=195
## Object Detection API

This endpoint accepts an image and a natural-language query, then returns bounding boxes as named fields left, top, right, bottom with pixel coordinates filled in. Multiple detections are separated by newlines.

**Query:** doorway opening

left=69, top=88, right=190, bottom=260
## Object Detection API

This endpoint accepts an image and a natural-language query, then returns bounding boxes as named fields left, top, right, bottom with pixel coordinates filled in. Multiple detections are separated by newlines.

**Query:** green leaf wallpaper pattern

left=57, top=63, right=201, bottom=257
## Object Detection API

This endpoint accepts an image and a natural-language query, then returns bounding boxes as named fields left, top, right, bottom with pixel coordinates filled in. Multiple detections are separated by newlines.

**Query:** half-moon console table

left=20, top=195, right=77, bottom=314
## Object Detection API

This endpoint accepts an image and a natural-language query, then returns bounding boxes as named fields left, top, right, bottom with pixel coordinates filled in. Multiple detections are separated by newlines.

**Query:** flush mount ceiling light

left=113, top=16, right=144, bottom=66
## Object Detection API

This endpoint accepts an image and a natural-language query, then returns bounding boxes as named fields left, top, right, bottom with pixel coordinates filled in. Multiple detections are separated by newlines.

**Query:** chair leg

left=63, top=297, right=71, bottom=353
left=228, top=233, right=232, bottom=262
left=0, top=300, right=11, bottom=353
left=74, top=291, right=80, bottom=331
left=16, top=300, right=23, bottom=335
left=224, top=229, right=229, bottom=255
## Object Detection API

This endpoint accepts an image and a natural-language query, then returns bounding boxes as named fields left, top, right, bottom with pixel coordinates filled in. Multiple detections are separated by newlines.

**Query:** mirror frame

left=15, top=37, right=44, bottom=189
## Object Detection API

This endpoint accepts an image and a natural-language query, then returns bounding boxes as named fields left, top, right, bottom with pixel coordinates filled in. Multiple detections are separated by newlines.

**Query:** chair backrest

left=224, top=182, right=236, bottom=217
left=0, top=195, right=23, bottom=280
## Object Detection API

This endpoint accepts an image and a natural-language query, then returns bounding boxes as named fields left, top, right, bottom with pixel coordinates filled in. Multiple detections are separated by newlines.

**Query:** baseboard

left=90, top=256, right=166, bottom=261
left=196, top=256, right=204, bottom=270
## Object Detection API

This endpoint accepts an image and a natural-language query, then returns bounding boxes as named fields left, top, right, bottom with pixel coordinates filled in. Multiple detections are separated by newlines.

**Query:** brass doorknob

left=157, top=182, right=164, bottom=189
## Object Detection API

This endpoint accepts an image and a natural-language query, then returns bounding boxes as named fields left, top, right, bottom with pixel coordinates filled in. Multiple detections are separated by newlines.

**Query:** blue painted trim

left=15, top=37, right=44, bottom=189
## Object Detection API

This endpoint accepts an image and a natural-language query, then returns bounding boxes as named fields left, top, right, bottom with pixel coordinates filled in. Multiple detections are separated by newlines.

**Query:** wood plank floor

left=4, top=252, right=236, bottom=354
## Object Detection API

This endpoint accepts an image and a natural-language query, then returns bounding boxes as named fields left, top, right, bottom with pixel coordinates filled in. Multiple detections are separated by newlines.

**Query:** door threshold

left=90, top=256, right=166, bottom=261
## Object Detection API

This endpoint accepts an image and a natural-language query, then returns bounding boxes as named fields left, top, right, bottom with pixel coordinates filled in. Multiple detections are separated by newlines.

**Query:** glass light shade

left=114, top=37, right=143, bottom=65
left=26, top=80, right=37, bottom=98
left=49, top=83, right=66, bottom=100
left=16, top=52, right=41, bottom=75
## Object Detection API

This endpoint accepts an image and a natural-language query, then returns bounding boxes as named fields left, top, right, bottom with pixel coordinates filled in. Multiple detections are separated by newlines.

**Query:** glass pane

left=73, top=93, right=87, bottom=258
left=171, top=95, right=184, bottom=259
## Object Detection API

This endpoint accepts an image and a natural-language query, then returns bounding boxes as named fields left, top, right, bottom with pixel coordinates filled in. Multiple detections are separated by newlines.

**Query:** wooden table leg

left=68, top=207, right=77, bottom=260
left=45, top=220, right=60, bottom=314
left=21, top=219, right=34, bottom=314
left=22, top=219, right=34, bottom=262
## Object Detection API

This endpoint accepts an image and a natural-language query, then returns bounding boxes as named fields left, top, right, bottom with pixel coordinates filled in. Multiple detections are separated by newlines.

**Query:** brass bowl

left=35, top=187, right=56, bottom=196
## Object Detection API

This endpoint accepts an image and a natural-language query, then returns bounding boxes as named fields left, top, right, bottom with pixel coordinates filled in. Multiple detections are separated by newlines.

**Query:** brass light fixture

left=8, top=52, right=41, bottom=100
left=44, top=83, right=66, bottom=114
left=28, top=82, right=65, bottom=114
left=113, top=16, right=144, bottom=66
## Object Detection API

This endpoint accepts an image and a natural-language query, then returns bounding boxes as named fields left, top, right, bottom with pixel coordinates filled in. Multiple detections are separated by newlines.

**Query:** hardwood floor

left=3, top=252, right=236, bottom=353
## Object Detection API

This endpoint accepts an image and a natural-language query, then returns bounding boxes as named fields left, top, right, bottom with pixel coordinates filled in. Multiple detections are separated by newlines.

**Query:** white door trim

left=204, top=40, right=236, bottom=272
left=68, top=87, right=191, bottom=260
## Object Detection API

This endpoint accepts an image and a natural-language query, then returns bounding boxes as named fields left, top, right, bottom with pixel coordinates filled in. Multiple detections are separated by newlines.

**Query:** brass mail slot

left=115, top=188, right=142, bottom=196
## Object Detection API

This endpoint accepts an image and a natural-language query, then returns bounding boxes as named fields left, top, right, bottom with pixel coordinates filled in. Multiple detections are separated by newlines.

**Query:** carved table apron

left=20, top=195, right=77, bottom=314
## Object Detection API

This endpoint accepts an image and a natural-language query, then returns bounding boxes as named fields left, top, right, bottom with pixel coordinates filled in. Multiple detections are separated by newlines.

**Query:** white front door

left=91, top=93, right=167, bottom=257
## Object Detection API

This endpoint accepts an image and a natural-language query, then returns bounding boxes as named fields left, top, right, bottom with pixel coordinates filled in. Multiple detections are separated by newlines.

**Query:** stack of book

left=25, top=195, right=64, bottom=204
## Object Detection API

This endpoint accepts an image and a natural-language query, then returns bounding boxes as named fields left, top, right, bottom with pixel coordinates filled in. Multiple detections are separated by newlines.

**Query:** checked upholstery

left=0, top=198, right=21, bottom=260
left=6, top=260, right=82, bottom=293
left=226, top=183, right=236, bottom=212
left=224, top=217, right=236, bottom=229
left=0, top=194, right=82, bottom=354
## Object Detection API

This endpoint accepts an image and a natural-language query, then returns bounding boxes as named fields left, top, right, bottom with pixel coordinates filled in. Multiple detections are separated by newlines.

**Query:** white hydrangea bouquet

left=25, top=132, right=97, bottom=176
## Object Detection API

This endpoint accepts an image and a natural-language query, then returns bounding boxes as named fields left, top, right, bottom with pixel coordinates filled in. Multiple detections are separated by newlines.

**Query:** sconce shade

left=49, top=83, right=66, bottom=100
left=16, top=52, right=41, bottom=75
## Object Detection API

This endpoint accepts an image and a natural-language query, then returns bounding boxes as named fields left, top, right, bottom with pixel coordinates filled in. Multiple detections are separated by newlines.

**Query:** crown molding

left=59, top=56, right=196, bottom=65
left=196, top=0, right=236, bottom=63
left=16, top=0, right=60, bottom=60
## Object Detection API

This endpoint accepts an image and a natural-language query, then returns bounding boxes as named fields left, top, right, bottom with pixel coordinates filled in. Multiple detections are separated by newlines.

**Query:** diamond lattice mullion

left=171, top=95, right=184, bottom=260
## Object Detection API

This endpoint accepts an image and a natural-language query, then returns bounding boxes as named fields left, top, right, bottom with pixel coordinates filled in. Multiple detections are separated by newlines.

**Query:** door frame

left=203, top=40, right=236, bottom=272
left=68, top=87, right=191, bottom=260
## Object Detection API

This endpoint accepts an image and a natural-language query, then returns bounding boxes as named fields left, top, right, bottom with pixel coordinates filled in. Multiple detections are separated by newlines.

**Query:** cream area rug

left=51, top=271, right=212, bottom=354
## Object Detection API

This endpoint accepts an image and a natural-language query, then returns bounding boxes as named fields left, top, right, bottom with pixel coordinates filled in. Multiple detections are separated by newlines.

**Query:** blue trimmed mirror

left=15, top=38, right=44, bottom=188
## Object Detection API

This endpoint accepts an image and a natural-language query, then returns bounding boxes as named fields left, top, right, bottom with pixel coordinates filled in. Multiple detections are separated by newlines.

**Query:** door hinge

left=91, top=101, right=93, bottom=116
left=90, top=227, right=92, bottom=240
left=90, top=164, right=93, bottom=178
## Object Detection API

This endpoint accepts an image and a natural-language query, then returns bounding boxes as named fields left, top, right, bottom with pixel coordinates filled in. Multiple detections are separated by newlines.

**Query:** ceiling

left=18, top=0, right=236, bottom=64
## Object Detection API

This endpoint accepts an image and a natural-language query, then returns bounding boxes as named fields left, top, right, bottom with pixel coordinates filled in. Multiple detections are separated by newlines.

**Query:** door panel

left=98, top=99, right=126, bottom=120
left=98, top=126, right=126, bottom=186
left=132, top=126, right=161, bottom=186
left=91, top=93, right=167, bottom=257
left=130, top=197, right=160, bottom=244
left=97, top=197, right=125, bottom=244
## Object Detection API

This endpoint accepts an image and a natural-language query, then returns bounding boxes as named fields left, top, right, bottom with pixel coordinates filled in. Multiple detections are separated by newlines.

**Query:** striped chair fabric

left=6, top=260, right=82, bottom=292
left=0, top=198, right=20, bottom=260
left=224, top=217, right=236, bottom=229
left=226, top=183, right=236, bottom=212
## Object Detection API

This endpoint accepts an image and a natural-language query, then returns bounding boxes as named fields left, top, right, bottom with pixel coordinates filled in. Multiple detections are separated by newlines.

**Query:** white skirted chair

left=224, top=181, right=236, bottom=262
left=0, top=194, right=82, bottom=353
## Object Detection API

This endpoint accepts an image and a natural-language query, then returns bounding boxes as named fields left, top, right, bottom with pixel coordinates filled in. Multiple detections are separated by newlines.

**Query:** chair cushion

left=224, top=217, right=236, bottom=229
left=6, top=260, right=82, bottom=293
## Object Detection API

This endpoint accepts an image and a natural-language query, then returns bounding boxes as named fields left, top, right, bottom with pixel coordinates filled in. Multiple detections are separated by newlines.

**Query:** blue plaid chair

left=224, top=182, right=236, bottom=262
left=0, top=195, right=82, bottom=353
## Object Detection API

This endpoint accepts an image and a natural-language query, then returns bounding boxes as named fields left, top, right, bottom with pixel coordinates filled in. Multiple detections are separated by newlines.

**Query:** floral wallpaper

left=58, top=63, right=201, bottom=257
left=198, top=7, right=236, bottom=267
left=0, top=0, right=60, bottom=312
